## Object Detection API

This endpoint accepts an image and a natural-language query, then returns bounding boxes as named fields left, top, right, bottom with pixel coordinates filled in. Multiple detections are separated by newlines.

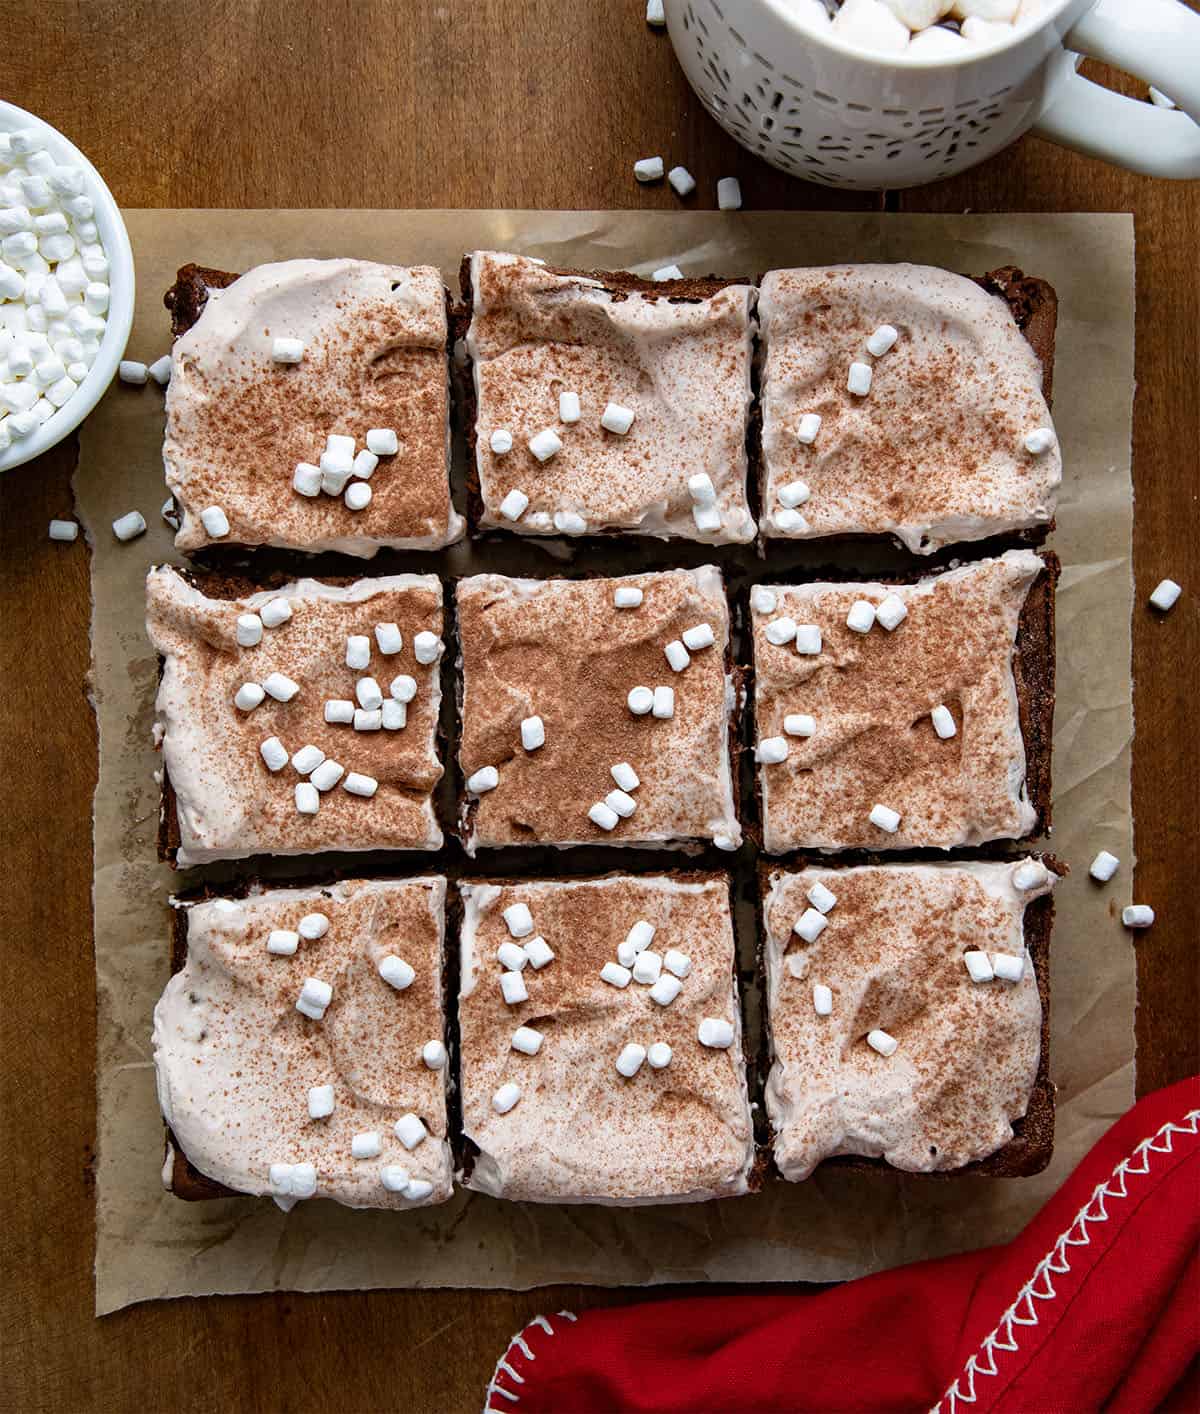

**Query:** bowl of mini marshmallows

left=0, top=100, right=135, bottom=473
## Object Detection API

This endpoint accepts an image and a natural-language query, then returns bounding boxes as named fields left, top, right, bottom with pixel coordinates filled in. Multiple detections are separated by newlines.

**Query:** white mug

left=665, top=0, right=1200, bottom=189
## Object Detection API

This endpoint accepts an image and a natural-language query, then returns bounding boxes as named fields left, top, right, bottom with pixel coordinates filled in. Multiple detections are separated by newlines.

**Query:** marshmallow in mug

left=794, top=0, right=1045, bottom=55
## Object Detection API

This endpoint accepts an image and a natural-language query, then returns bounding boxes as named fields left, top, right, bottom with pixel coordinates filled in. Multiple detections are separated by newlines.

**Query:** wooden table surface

left=2, top=3, right=1196, bottom=1410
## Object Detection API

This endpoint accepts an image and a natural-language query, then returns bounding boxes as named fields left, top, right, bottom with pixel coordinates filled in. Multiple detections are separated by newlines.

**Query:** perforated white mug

left=666, top=0, right=1200, bottom=189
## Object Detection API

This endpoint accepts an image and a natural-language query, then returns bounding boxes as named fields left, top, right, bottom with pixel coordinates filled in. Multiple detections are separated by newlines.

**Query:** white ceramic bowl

left=0, top=100, right=135, bottom=473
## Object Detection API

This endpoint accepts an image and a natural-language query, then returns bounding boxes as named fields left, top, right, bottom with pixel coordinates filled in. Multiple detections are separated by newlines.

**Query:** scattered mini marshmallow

left=784, top=713, right=816, bottom=738
left=846, top=599, right=876, bottom=634
left=717, top=176, right=742, bottom=211
left=616, top=1042, right=648, bottom=1078
left=628, top=686, right=654, bottom=716
left=867, top=1028, right=898, bottom=1057
left=271, top=337, right=304, bottom=364
left=353, top=708, right=382, bottom=732
left=756, top=736, right=789, bottom=765
left=553, top=509, right=587, bottom=534
left=118, top=360, right=148, bottom=385
left=632, top=949, right=663, bottom=985
left=372, top=622, right=401, bottom=657
left=308, top=1084, right=335, bottom=1119
left=875, top=594, right=908, bottom=632
left=1089, top=849, right=1120, bottom=883
left=610, top=762, right=640, bottom=793
left=291, top=744, right=325, bottom=775
left=869, top=803, right=901, bottom=833
left=296, top=976, right=333, bottom=1021
left=380, top=1164, right=411, bottom=1193
left=112, top=510, right=146, bottom=541
left=520, top=715, right=546, bottom=751
left=413, top=631, right=442, bottom=665
left=524, top=937, right=555, bottom=969
left=614, top=585, right=644, bottom=608
left=1149, top=579, right=1182, bottom=612
left=394, top=1113, right=428, bottom=1150
left=646, top=0, right=666, bottom=25
left=324, top=699, right=355, bottom=725
left=263, top=672, right=300, bottom=702
left=350, top=1131, right=382, bottom=1160
left=48, top=518, right=78, bottom=541
left=606, top=789, right=637, bottom=819
left=490, top=428, right=514, bottom=455
left=651, top=685, right=675, bottom=719
left=1122, top=905, right=1155, bottom=929
left=652, top=264, right=684, bottom=282
left=500, top=969, right=529, bottom=1004
left=779, top=480, right=811, bottom=510
left=1012, top=860, right=1049, bottom=891
left=649, top=973, right=683, bottom=1006
left=390, top=674, right=417, bottom=703
left=682, top=622, right=715, bottom=652
left=503, top=902, right=535, bottom=939
left=259, top=736, right=289, bottom=772
left=558, top=390, right=581, bottom=423
left=310, top=759, right=345, bottom=791
left=493, top=1082, right=522, bottom=1115
left=765, top=616, right=798, bottom=647
left=234, top=682, right=265, bottom=712
left=668, top=165, right=696, bottom=197
left=794, top=907, right=827, bottom=943
left=1023, top=426, right=1056, bottom=455
left=403, top=1178, right=434, bottom=1201
left=353, top=449, right=379, bottom=481
left=692, top=503, right=722, bottom=533
left=345, top=481, right=372, bottom=511
left=794, top=625, right=823, bottom=655
left=236, top=613, right=265, bottom=648
left=634, top=156, right=665, bottom=183
left=511, top=1025, right=544, bottom=1055
left=867, top=323, right=899, bottom=357
left=589, top=800, right=620, bottom=832
left=497, top=941, right=528, bottom=972
left=379, top=954, right=416, bottom=991
left=600, top=960, right=633, bottom=989
left=422, top=1038, right=448, bottom=1070
left=664, top=639, right=691, bottom=672
left=963, top=950, right=994, bottom=983
left=366, top=428, right=399, bottom=455
left=343, top=772, right=378, bottom=798
left=647, top=1041, right=673, bottom=1070
left=342, top=635, right=371, bottom=673
left=467, top=766, right=500, bottom=797
left=601, top=402, right=635, bottom=435
left=292, top=461, right=322, bottom=497
left=380, top=699, right=405, bottom=733
left=992, top=951, right=1026, bottom=982
left=259, top=597, right=291, bottom=629
left=298, top=912, right=329, bottom=940
left=662, top=948, right=691, bottom=980
left=847, top=361, right=873, bottom=396
left=698, top=1016, right=734, bottom=1049
left=267, top=929, right=300, bottom=956
left=931, top=704, right=957, bottom=739
left=354, top=676, right=383, bottom=711
left=528, top=428, right=562, bottom=461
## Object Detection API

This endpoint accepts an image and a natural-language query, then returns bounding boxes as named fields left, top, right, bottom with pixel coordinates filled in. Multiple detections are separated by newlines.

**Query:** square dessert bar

left=147, top=566, right=445, bottom=865
left=456, top=567, right=741, bottom=853
left=462, top=250, right=757, bottom=542
left=761, top=858, right=1057, bottom=1179
left=457, top=873, right=756, bottom=1203
left=163, top=258, right=463, bottom=556
left=751, top=549, right=1056, bottom=854
left=757, top=264, right=1060, bottom=553
left=155, top=878, right=453, bottom=1208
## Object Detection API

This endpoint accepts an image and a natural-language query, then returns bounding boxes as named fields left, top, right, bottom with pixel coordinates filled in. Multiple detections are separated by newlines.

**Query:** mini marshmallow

left=353, top=708, right=383, bottom=731
left=403, top=1178, right=434, bottom=1201
left=992, top=951, right=1026, bottom=982
left=319, top=452, right=353, bottom=495
left=292, top=461, right=322, bottom=496
left=784, top=713, right=816, bottom=738
left=643, top=684, right=672, bottom=721
left=558, top=390, right=581, bottom=423
left=84, top=281, right=109, bottom=315
left=343, top=772, right=378, bottom=797
left=634, top=156, right=665, bottom=182
left=1089, top=850, right=1120, bottom=883
left=628, top=686, right=654, bottom=715
left=1150, top=579, right=1182, bottom=612
left=390, top=674, right=417, bottom=704
left=394, top=1113, right=428, bottom=1150
left=310, top=760, right=345, bottom=791
left=963, top=950, right=994, bottom=983
left=413, top=631, right=442, bottom=665
left=291, top=744, right=325, bottom=775
left=616, top=1043, right=647, bottom=1078
left=295, top=781, right=319, bottom=815
left=490, top=428, right=514, bottom=455
left=267, top=930, right=300, bottom=956
left=500, top=970, right=529, bottom=1004
left=524, top=937, right=555, bottom=969
left=260, top=737, right=289, bottom=772
left=346, top=635, right=371, bottom=670
left=372, top=622, right=402, bottom=656
left=325, top=434, right=355, bottom=459
left=659, top=949, right=691, bottom=981
left=869, top=803, right=901, bottom=833
left=503, top=902, right=535, bottom=939
left=1024, top=426, right=1056, bottom=455
left=931, top=704, right=957, bottom=739
left=296, top=976, right=333, bottom=1021
left=355, top=429, right=395, bottom=460
left=352, top=1131, right=382, bottom=1159
left=355, top=677, right=383, bottom=710
left=380, top=1164, right=411, bottom=1193
left=1012, top=860, right=1049, bottom=891
left=379, top=955, right=416, bottom=990
left=118, top=360, right=148, bottom=385
left=422, top=1039, right=448, bottom=1069
left=308, top=1084, right=335, bottom=1119
left=876, top=594, right=909, bottom=632
left=717, top=176, right=742, bottom=211
left=48, top=518, right=78, bottom=541
left=378, top=698, right=404, bottom=732
left=757, top=736, right=789, bottom=765
left=612, top=586, right=644, bottom=613
left=290, top=1162, right=318, bottom=1199
left=112, top=510, right=146, bottom=541
left=600, top=960, right=632, bottom=989
left=779, top=479, right=811, bottom=509
left=1122, top=905, right=1155, bottom=929
left=652, top=264, right=684, bottom=282
left=813, top=984, right=834, bottom=1016
left=867, top=324, right=899, bottom=357
left=847, top=361, right=873, bottom=396
left=352, top=449, right=379, bottom=481
left=467, top=765, right=499, bottom=794
left=867, top=1028, right=898, bottom=1057
left=264, top=672, right=300, bottom=702
left=236, top=613, right=264, bottom=647
left=606, top=789, right=637, bottom=819
left=601, top=402, right=635, bottom=435
left=765, top=616, right=798, bottom=647
left=794, top=908, right=827, bottom=943
left=698, top=1016, right=734, bottom=1048
left=197, top=504, right=230, bottom=538
left=512, top=1025, right=544, bottom=1055
left=625, top=921, right=656, bottom=959
left=846, top=599, right=876, bottom=633
left=553, top=510, right=587, bottom=534
left=528, top=428, right=562, bottom=461
left=589, top=801, right=620, bottom=832
left=668, top=165, right=696, bottom=197
left=611, top=762, right=640, bottom=792
left=345, top=482, right=372, bottom=511
left=271, top=337, right=305, bottom=364
left=148, top=355, right=172, bottom=385
left=692, top=503, right=722, bottom=533
left=805, top=882, right=837, bottom=916
left=647, top=1041, right=673, bottom=1070
left=493, top=1082, right=522, bottom=1115
left=685, top=476, right=718, bottom=513
left=324, top=698, right=355, bottom=725
left=520, top=715, right=545, bottom=751
left=645, top=973, right=681, bottom=1007
left=664, top=639, right=691, bottom=672
left=682, top=622, right=715, bottom=651
left=632, top=949, right=663, bottom=985
left=298, top=913, right=329, bottom=940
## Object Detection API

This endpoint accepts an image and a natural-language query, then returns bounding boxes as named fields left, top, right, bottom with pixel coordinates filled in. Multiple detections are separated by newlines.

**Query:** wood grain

left=1, top=4, right=1195, bottom=1412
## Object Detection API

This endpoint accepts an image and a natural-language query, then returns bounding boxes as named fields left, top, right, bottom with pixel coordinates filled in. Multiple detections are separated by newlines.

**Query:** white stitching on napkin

left=485, top=1310, right=578, bottom=1411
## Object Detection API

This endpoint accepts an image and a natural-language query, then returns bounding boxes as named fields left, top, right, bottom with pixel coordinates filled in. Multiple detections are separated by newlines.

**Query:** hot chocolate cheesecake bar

left=147, top=566, right=445, bottom=864
left=155, top=878, right=453, bottom=1208
left=762, top=858, right=1057, bottom=1179
left=456, top=567, right=741, bottom=853
left=461, top=251, right=757, bottom=542
left=757, top=264, right=1060, bottom=553
left=751, top=549, right=1055, bottom=854
left=162, top=259, right=464, bottom=556
left=457, top=873, right=756, bottom=1203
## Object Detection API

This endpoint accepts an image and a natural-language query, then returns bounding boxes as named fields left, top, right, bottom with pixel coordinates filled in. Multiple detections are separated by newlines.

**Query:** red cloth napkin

left=485, top=1077, right=1199, bottom=1413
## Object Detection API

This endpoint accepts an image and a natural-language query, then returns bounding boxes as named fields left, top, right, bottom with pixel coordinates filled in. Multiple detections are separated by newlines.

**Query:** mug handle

left=1032, top=0, right=1200, bottom=178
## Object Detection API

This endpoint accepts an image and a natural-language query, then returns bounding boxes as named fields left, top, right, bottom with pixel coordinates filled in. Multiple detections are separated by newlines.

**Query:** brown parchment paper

left=76, top=211, right=1136, bottom=1315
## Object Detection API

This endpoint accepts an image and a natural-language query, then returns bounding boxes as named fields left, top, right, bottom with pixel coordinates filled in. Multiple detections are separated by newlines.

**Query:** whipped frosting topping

left=763, top=860, right=1051, bottom=1178
left=758, top=264, right=1060, bottom=553
left=164, top=259, right=462, bottom=556
left=753, top=550, right=1044, bottom=853
left=154, top=878, right=453, bottom=1208
left=458, top=874, right=754, bottom=1202
left=456, top=567, right=741, bottom=852
left=147, top=566, right=444, bottom=864
left=467, top=251, right=757, bottom=542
